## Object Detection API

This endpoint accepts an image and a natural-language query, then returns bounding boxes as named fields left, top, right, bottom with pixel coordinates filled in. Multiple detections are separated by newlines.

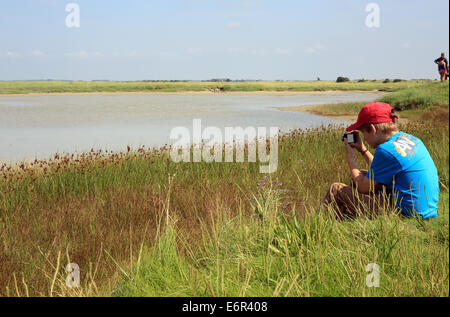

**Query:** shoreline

left=278, top=103, right=411, bottom=124
left=0, top=89, right=386, bottom=97
left=278, top=104, right=358, bottom=121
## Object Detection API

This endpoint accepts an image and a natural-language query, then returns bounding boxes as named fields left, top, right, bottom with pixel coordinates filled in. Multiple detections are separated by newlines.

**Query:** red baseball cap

left=346, top=102, right=395, bottom=132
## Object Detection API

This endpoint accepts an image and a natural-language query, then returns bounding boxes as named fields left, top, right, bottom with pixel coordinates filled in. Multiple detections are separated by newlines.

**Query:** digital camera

left=341, top=131, right=357, bottom=144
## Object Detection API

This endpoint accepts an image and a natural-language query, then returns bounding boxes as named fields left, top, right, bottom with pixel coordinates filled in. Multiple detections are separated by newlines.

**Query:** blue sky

left=0, top=0, right=449, bottom=80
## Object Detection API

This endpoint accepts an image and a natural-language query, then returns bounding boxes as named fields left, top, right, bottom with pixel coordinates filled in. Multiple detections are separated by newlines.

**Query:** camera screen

left=347, top=133, right=355, bottom=143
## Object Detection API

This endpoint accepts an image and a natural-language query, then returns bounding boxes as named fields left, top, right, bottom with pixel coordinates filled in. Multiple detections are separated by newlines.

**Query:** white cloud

left=251, top=49, right=269, bottom=56
left=228, top=48, right=289, bottom=56
left=304, top=45, right=327, bottom=55
left=226, top=21, right=241, bottom=29
left=6, top=51, right=20, bottom=58
left=274, top=48, right=290, bottom=55
left=186, top=48, right=203, bottom=56
left=305, top=47, right=316, bottom=54
left=112, top=50, right=179, bottom=58
left=315, top=44, right=327, bottom=51
left=155, top=51, right=179, bottom=57
left=229, top=47, right=243, bottom=54
left=227, top=0, right=265, bottom=9
left=31, top=50, right=46, bottom=57
left=64, top=51, right=104, bottom=58
left=64, top=51, right=90, bottom=58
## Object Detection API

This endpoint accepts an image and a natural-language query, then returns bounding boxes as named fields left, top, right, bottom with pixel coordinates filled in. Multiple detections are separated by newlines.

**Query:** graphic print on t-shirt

left=394, top=134, right=417, bottom=157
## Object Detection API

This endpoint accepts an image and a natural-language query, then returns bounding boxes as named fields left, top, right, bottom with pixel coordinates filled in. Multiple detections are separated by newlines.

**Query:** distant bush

left=357, top=79, right=367, bottom=82
left=393, top=79, right=403, bottom=83
left=383, top=79, right=391, bottom=83
left=336, top=77, right=350, bottom=83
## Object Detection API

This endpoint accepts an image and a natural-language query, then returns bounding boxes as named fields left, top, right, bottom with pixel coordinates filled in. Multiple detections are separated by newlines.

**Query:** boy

left=323, top=102, right=439, bottom=219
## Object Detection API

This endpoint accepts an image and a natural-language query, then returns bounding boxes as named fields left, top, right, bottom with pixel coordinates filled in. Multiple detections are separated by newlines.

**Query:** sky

left=0, top=0, right=449, bottom=81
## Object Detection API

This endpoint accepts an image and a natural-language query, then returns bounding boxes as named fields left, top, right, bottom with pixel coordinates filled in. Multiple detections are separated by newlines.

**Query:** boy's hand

left=348, top=131, right=366, bottom=153
left=344, top=138, right=356, bottom=161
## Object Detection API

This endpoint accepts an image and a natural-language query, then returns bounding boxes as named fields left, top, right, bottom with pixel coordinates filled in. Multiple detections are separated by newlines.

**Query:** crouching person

left=323, top=102, right=440, bottom=220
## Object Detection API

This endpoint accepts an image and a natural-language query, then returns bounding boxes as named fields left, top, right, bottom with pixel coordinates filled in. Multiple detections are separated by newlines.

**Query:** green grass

left=299, top=102, right=368, bottom=116
left=115, top=191, right=449, bottom=297
left=0, top=80, right=430, bottom=95
left=380, top=81, right=450, bottom=111
left=296, top=81, right=449, bottom=119
left=0, top=82, right=448, bottom=297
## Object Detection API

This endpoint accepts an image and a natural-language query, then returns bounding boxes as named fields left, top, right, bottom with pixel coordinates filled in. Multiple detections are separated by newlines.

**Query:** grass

left=115, top=191, right=449, bottom=297
left=296, top=102, right=368, bottom=117
left=295, top=81, right=449, bottom=120
left=379, top=81, right=450, bottom=111
left=0, top=82, right=448, bottom=297
left=0, top=80, right=430, bottom=95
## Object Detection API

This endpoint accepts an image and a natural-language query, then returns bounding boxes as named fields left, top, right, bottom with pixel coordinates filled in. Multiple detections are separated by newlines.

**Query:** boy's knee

left=330, top=183, right=346, bottom=196
left=323, top=182, right=346, bottom=205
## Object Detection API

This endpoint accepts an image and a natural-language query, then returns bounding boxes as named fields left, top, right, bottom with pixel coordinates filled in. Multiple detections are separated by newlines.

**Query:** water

left=0, top=92, right=382, bottom=163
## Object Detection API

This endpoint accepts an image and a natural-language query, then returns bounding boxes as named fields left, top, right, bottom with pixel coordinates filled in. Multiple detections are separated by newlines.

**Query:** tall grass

left=113, top=113, right=449, bottom=297
left=115, top=190, right=448, bottom=297
left=0, top=113, right=447, bottom=296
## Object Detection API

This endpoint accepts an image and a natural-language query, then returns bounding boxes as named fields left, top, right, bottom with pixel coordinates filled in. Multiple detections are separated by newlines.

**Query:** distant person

left=323, top=102, right=439, bottom=220
left=435, top=53, right=449, bottom=81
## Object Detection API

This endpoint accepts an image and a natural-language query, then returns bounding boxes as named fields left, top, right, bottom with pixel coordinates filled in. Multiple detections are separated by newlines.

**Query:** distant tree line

left=336, top=77, right=405, bottom=83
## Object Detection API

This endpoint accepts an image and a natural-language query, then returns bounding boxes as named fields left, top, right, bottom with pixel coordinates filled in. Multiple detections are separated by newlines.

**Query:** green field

left=0, top=79, right=431, bottom=95
left=0, top=82, right=448, bottom=297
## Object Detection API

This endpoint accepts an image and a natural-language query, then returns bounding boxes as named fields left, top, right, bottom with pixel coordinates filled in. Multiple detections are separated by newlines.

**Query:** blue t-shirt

left=367, top=132, right=439, bottom=219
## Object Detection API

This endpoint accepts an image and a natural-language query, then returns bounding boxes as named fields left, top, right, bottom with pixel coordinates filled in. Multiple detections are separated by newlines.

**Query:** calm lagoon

left=0, top=92, right=382, bottom=163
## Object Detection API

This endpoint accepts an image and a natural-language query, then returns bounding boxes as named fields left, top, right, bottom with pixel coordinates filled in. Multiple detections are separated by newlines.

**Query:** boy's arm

left=359, top=144, right=373, bottom=166
left=345, top=140, right=377, bottom=194
left=349, top=131, right=373, bottom=165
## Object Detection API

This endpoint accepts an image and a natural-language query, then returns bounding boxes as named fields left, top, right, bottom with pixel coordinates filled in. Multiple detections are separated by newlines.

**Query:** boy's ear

left=369, top=124, right=377, bottom=135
